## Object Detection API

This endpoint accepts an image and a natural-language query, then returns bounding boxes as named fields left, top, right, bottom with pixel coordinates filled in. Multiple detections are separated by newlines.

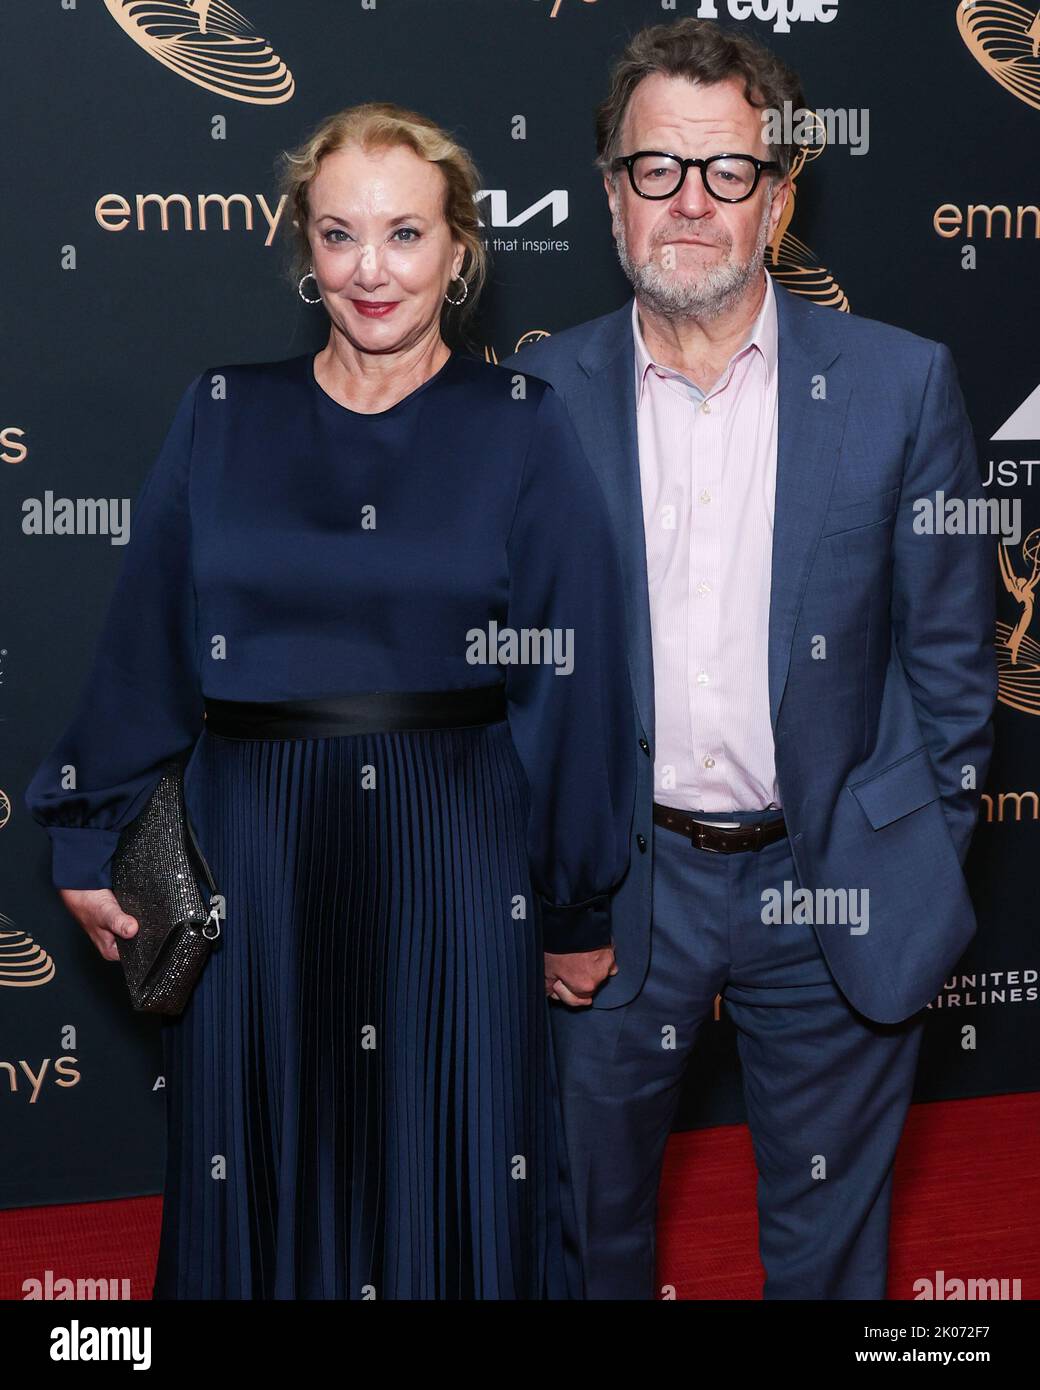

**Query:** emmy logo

left=544, top=0, right=599, bottom=17
left=182, top=0, right=211, bottom=31
left=0, top=911, right=56, bottom=990
left=103, top=0, right=294, bottom=105
left=958, top=0, right=1040, bottom=112
left=766, top=110, right=849, bottom=311
left=484, top=329, right=551, bottom=363
left=997, top=531, right=1040, bottom=712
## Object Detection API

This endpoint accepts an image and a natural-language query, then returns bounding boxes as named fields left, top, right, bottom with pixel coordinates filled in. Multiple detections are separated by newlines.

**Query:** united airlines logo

left=103, top=0, right=295, bottom=105
left=958, top=0, right=1040, bottom=112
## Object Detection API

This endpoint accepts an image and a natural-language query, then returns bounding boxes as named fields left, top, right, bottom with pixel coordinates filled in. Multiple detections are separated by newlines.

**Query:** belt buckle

left=692, top=823, right=723, bottom=853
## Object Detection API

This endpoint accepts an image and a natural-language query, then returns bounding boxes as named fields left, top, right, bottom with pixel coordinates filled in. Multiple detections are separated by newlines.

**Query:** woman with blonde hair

left=25, top=102, right=634, bottom=1299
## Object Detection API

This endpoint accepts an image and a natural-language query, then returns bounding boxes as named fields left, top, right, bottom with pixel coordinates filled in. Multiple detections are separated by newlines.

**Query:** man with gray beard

left=503, top=17, right=995, bottom=1300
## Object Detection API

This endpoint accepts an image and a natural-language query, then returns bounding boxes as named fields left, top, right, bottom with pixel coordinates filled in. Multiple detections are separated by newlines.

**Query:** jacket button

left=639, top=738, right=650, bottom=755
left=636, top=833, right=647, bottom=852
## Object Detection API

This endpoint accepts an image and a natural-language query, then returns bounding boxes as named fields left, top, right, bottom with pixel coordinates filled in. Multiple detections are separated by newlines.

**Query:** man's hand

left=545, top=946, right=618, bottom=1006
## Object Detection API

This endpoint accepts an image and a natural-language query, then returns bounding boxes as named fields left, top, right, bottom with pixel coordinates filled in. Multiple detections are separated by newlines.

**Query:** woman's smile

left=350, top=298, right=399, bottom=317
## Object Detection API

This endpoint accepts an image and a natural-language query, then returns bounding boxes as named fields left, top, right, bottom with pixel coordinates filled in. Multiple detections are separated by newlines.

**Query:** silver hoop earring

left=298, top=268, right=322, bottom=305
left=443, top=274, right=468, bottom=307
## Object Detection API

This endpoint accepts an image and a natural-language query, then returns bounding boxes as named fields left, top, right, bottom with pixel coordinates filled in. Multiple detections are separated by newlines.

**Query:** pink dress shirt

left=633, top=270, right=782, bottom=815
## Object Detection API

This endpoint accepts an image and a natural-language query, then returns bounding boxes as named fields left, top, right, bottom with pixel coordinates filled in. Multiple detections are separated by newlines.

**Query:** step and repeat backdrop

left=2, top=0, right=1038, bottom=1208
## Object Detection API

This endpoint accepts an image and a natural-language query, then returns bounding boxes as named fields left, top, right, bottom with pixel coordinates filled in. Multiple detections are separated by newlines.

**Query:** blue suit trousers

left=549, top=806, right=926, bottom=1299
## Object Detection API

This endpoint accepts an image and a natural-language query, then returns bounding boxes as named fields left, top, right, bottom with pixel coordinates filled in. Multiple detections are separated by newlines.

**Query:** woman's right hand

left=58, top=888, right=139, bottom=961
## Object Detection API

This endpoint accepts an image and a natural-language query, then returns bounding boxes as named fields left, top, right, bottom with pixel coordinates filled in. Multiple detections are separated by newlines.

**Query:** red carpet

left=2, top=1093, right=1036, bottom=1300
left=657, top=1093, right=1040, bottom=1299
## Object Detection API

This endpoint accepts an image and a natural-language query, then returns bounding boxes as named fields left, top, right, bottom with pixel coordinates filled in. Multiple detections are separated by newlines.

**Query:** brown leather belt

left=652, top=801, right=787, bottom=853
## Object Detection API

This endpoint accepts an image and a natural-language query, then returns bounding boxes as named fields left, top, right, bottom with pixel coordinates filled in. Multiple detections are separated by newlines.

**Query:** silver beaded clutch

left=110, top=758, right=222, bottom=1016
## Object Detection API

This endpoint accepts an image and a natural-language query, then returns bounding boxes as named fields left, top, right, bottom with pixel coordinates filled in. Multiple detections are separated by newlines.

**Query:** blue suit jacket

left=501, top=281, right=998, bottom=1025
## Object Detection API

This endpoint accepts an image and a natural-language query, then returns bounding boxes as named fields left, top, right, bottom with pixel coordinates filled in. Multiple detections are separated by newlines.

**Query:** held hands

left=544, top=946, right=618, bottom=1007
left=58, top=888, right=139, bottom=962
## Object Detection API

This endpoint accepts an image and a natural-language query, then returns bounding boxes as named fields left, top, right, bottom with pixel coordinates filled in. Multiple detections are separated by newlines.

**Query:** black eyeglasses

left=611, top=151, right=780, bottom=203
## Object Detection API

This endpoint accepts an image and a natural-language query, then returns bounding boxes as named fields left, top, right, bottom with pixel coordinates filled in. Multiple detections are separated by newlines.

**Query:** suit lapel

left=768, top=285, right=850, bottom=729
left=564, top=282, right=851, bottom=751
left=565, top=306, right=656, bottom=743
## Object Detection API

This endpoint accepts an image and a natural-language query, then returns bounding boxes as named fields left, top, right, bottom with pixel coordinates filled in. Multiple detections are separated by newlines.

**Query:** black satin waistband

left=203, top=686, right=508, bottom=739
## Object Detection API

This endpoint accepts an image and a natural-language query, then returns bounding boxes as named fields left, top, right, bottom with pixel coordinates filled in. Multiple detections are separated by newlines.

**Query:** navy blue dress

left=24, top=349, right=635, bottom=1299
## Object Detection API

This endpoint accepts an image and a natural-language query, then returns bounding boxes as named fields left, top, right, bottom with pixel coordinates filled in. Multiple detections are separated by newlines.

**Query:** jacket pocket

left=820, top=486, right=900, bottom=538
left=847, top=746, right=940, bottom=830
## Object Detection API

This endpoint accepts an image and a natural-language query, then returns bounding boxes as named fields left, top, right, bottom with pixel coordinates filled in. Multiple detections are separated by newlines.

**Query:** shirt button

left=697, top=581, right=711, bottom=596
left=703, top=755, right=715, bottom=769
left=696, top=671, right=709, bottom=686
left=701, top=400, right=712, bottom=414
left=699, top=489, right=711, bottom=504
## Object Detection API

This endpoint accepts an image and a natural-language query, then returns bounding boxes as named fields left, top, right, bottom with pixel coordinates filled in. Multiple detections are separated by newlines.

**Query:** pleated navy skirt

left=152, top=720, right=582, bottom=1299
